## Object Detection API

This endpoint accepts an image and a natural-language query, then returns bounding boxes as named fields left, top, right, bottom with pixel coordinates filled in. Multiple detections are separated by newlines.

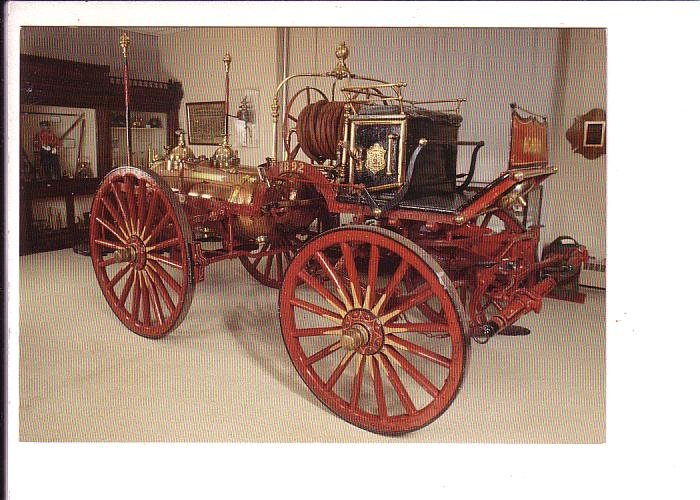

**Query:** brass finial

left=119, top=32, right=130, bottom=58
left=223, top=52, right=232, bottom=73
left=329, top=41, right=350, bottom=79
left=335, top=41, right=349, bottom=62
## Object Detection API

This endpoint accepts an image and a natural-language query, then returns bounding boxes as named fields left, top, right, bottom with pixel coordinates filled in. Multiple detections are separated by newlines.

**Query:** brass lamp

left=212, top=135, right=240, bottom=171
left=167, top=130, right=194, bottom=169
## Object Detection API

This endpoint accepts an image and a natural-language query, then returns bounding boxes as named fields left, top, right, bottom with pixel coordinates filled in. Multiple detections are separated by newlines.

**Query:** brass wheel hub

left=341, top=309, right=385, bottom=355
left=114, top=235, right=147, bottom=269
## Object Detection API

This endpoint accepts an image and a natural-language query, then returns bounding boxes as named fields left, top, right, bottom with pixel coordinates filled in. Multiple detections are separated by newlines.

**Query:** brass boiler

left=149, top=157, right=320, bottom=242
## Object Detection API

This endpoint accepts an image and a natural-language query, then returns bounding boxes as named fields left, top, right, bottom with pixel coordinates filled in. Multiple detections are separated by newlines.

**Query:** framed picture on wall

left=583, top=120, right=606, bottom=148
left=186, top=101, right=225, bottom=145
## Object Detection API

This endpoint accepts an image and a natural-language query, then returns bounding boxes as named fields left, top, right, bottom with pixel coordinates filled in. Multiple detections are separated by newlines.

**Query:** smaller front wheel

left=279, top=226, right=469, bottom=434
left=90, top=166, right=195, bottom=338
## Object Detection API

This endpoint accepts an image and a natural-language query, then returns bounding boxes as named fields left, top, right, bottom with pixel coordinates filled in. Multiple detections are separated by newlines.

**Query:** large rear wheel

left=279, top=225, right=469, bottom=434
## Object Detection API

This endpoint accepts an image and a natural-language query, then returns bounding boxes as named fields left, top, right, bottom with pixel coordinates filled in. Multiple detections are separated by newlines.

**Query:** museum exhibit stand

left=19, top=54, right=183, bottom=254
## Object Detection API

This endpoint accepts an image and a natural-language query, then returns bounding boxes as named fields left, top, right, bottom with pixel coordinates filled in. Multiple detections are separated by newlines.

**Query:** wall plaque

left=566, top=108, right=606, bottom=160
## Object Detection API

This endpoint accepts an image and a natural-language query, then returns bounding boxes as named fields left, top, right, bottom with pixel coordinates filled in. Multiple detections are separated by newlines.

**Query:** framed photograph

left=186, top=101, right=225, bottom=145
left=583, top=120, right=606, bottom=147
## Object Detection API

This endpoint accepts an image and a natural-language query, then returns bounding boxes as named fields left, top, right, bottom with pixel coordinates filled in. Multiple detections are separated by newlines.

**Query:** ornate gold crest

left=366, top=143, right=386, bottom=174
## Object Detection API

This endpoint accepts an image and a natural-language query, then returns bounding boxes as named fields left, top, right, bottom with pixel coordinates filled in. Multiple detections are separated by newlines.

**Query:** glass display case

left=19, top=54, right=183, bottom=254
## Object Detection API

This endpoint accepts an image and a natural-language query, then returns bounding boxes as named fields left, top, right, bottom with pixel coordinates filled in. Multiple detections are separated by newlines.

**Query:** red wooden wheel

left=89, top=166, right=195, bottom=338
left=240, top=210, right=338, bottom=289
left=279, top=226, right=469, bottom=434
left=239, top=226, right=316, bottom=289
left=283, top=86, right=328, bottom=161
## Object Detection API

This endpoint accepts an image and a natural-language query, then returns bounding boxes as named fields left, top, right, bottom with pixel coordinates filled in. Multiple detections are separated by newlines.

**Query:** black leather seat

left=396, top=191, right=479, bottom=214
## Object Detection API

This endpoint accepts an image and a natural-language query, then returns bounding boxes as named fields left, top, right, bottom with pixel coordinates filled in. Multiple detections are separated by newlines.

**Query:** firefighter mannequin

left=37, top=120, right=61, bottom=180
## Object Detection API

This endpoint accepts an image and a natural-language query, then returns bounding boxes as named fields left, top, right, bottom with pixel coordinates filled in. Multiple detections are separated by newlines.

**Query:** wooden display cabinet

left=19, top=54, right=183, bottom=254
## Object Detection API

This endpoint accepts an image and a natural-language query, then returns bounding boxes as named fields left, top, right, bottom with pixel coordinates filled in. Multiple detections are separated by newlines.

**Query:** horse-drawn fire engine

left=89, top=35, right=587, bottom=434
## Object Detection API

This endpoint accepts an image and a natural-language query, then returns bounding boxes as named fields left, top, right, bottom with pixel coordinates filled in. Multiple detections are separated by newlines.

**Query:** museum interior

left=17, top=26, right=606, bottom=442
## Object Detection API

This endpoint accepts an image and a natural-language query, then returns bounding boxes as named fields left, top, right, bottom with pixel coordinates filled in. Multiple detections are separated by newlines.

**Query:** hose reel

left=283, top=86, right=345, bottom=163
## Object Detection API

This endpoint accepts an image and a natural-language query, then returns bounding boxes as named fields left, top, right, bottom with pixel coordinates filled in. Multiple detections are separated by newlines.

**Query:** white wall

left=545, top=29, right=607, bottom=266
left=156, top=28, right=279, bottom=165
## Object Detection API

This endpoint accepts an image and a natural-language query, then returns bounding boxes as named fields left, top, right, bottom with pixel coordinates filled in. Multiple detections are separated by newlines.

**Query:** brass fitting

left=340, top=325, right=369, bottom=350
left=113, top=246, right=135, bottom=263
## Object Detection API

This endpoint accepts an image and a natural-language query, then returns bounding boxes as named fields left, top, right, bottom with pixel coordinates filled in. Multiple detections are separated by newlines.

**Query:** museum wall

left=19, top=26, right=165, bottom=81
left=155, top=28, right=280, bottom=165
left=545, top=29, right=607, bottom=271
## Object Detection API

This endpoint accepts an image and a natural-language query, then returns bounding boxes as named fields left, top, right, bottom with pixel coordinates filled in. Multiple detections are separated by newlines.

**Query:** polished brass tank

left=150, top=141, right=319, bottom=241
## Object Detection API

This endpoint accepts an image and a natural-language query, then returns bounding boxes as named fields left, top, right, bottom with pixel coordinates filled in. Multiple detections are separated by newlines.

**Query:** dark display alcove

left=19, top=54, right=183, bottom=254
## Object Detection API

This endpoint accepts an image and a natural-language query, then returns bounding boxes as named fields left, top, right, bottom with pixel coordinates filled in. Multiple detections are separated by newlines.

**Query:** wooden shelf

left=20, top=178, right=101, bottom=255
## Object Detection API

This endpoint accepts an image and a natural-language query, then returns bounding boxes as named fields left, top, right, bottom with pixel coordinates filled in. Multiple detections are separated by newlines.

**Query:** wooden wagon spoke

left=379, top=352, right=417, bottom=415
left=314, top=250, right=353, bottom=311
left=148, top=252, right=183, bottom=270
left=372, top=259, right=409, bottom=315
left=340, top=242, right=362, bottom=308
left=385, top=334, right=451, bottom=369
left=262, top=250, right=275, bottom=280
left=99, top=195, right=128, bottom=239
left=384, top=345, right=439, bottom=398
left=110, top=180, right=133, bottom=235
left=148, top=261, right=183, bottom=296
left=304, top=341, right=342, bottom=366
left=145, top=266, right=176, bottom=315
left=130, top=272, right=142, bottom=322
left=98, top=256, right=118, bottom=268
left=289, top=297, right=343, bottom=324
left=95, top=216, right=127, bottom=245
left=363, top=244, right=380, bottom=309
left=147, top=237, right=181, bottom=254
left=117, top=269, right=136, bottom=308
left=291, top=326, right=343, bottom=338
left=371, top=357, right=388, bottom=418
left=383, top=322, right=449, bottom=334
left=276, top=254, right=284, bottom=282
left=325, top=351, right=355, bottom=391
left=140, top=189, right=159, bottom=240
left=95, top=238, right=123, bottom=251
left=107, top=264, right=131, bottom=291
left=141, top=273, right=152, bottom=327
left=145, top=275, right=165, bottom=326
left=350, top=355, right=367, bottom=410
left=124, top=174, right=136, bottom=233
left=137, top=178, right=147, bottom=235
left=298, top=269, right=347, bottom=315
left=378, top=283, right=433, bottom=324
left=251, top=242, right=271, bottom=268
left=144, top=213, right=174, bottom=245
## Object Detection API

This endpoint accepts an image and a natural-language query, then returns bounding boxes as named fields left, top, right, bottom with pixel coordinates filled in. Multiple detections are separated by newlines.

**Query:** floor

left=18, top=248, right=605, bottom=443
